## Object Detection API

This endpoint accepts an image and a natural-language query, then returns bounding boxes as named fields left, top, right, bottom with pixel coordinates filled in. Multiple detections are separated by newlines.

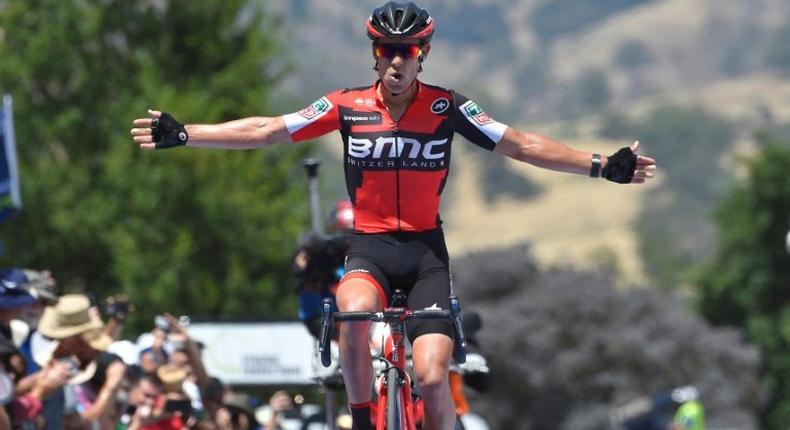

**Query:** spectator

left=163, top=314, right=208, bottom=383
left=255, top=390, right=301, bottom=430
left=36, top=293, right=121, bottom=429
left=197, top=376, right=226, bottom=429
left=157, top=364, right=188, bottom=397
left=124, top=369, right=186, bottom=430
left=0, top=269, right=70, bottom=429
left=15, top=268, right=59, bottom=376
left=221, top=391, right=259, bottom=430
left=137, top=327, right=169, bottom=376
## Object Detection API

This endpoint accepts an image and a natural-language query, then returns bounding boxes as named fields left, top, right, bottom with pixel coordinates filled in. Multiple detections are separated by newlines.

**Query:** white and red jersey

left=283, top=80, right=508, bottom=233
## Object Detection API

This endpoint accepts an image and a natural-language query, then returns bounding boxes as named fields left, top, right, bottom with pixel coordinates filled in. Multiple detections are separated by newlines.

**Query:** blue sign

left=0, top=95, right=21, bottom=222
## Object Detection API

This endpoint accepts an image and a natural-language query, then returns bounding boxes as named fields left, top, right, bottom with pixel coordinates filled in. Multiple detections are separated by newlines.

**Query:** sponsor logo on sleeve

left=430, top=97, right=450, bottom=114
left=461, top=101, right=493, bottom=126
left=297, top=97, right=333, bottom=120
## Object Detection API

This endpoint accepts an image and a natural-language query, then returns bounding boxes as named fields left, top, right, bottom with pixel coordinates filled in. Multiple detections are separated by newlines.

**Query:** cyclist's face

left=373, top=37, right=429, bottom=94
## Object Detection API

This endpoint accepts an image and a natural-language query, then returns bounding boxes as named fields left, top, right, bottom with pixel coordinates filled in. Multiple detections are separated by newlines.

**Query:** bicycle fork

left=377, top=322, right=417, bottom=430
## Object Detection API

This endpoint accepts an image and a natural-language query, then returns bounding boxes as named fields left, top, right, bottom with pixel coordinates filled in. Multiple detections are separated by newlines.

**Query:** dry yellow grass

left=442, top=140, right=657, bottom=285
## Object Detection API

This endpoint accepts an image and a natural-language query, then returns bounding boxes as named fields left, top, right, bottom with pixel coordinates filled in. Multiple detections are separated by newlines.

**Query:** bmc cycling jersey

left=283, top=80, right=509, bottom=233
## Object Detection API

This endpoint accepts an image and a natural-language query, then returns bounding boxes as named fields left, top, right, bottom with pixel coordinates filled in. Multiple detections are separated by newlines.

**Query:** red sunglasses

left=374, top=44, right=422, bottom=60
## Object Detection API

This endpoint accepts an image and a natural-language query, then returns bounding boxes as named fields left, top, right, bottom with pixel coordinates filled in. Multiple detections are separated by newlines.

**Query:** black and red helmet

left=327, top=199, right=354, bottom=232
left=366, top=2, right=435, bottom=45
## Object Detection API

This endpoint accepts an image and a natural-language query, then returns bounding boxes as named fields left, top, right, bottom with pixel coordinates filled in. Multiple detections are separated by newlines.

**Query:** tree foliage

left=696, top=135, right=790, bottom=429
left=452, top=244, right=761, bottom=429
left=0, top=1, right=310, bottom=332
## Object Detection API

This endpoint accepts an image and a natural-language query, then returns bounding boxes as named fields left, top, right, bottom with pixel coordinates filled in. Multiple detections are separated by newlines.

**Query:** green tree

left=0, top=1, right=310, bottom=332
left=696, top=135, right=790, bottom=429
left=451, top=244, right=761, bottom=428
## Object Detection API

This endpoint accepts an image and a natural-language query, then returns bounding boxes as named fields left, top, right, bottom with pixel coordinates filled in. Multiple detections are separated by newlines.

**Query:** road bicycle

left=319, top=290, right=467, bottom=430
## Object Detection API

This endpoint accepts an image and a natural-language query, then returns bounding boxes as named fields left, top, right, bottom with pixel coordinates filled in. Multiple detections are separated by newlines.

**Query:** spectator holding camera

left=255, top=390, right=301, bottom=430
left=122, top=367, right=187, bottom=430
left=35, top=293, right=125, bottom=429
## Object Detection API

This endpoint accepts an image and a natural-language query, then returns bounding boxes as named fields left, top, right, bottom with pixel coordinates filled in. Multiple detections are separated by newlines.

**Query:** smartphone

left=164, top=398, right=192, bottom=415
left=58, top=357, right=81, bottom=377
left=154, top=315, right=171, bottom=333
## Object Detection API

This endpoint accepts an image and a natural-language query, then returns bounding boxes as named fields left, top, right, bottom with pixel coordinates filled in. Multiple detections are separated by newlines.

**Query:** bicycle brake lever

left=319, top=299, right=334, bottom=367
left=449, top=295, right=467, bottom=364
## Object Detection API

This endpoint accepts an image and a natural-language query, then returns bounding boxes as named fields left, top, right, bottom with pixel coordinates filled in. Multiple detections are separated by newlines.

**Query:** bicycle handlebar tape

left=602, top=146, right=637, bottom=184
left=319, top=299, right=333, bottom=367
left=151, top=112, right=188, bottom=149
left=449, top=295, right=467, bottom=364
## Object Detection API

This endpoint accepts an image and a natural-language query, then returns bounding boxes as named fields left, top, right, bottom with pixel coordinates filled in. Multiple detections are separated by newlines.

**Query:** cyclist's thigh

left=406, top=268, right=452, bottom=340
left=337, top=256, right=391, bottom=311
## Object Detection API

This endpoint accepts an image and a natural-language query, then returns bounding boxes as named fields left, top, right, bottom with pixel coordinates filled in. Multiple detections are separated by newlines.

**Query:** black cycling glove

left=151, top=112, right=188, bottom=149
left=602, top=146, right=637, bottom=184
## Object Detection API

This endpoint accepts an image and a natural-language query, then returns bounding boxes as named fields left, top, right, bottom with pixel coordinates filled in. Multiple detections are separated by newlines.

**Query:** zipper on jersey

left=380, top=83, right=419, bottom=232
left=394, top=124, right=401, bottom=231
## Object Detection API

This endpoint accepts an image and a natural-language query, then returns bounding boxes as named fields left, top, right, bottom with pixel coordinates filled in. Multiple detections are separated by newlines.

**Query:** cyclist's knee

left=336, top=278, right=381, bottom=312
left=412, top=335, right=452, bottom=394
left=415, top=365, right=449, bottom=396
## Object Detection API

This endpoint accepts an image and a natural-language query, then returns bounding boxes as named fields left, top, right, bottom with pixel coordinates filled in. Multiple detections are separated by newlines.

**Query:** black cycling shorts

left=340, top=228, right=453, bottom=341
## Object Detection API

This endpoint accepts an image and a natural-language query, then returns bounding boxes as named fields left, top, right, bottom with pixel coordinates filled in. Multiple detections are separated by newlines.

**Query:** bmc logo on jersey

left=348, top=136, right=448, bottom=160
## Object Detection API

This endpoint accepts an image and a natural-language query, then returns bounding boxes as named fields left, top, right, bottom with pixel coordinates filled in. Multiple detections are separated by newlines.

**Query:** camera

left=104, top=295, right=132, bottom=320
left=58, top=357, right=81, bottom=378
left=164, top=398, right=193, bottom=415
left=154, top=315, right=171, bottom=333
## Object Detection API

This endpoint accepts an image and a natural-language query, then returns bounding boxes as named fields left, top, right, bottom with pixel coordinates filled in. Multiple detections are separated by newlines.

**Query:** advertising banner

left=187, top=322, right=316, bottom=385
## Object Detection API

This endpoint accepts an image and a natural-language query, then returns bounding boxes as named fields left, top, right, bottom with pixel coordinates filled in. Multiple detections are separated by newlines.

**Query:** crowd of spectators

left=0, top=267, right=330, bottom=430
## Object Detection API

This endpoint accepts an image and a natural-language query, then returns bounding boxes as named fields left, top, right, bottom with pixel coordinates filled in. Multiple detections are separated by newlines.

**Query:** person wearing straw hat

left=37, top=294, right=114, bottom=365
left=37, top=293, right=126, bottom=429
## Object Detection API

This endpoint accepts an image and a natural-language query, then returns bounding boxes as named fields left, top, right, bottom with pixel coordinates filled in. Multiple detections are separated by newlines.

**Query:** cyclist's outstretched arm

left=131, top=109, right=292, bottom=150
left=493, top=127, right=657, bottom=184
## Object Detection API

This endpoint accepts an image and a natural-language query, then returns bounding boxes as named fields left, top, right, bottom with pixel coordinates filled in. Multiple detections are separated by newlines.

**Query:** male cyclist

left=131, top=2, right=657, bottom=429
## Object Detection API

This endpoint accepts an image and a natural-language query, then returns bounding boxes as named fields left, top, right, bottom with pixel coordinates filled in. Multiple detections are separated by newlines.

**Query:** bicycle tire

left=386, top=367, right=401, bottom=430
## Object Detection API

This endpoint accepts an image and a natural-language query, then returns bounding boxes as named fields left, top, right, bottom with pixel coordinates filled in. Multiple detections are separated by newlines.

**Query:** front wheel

left=386, top=367, right=401, bottom=430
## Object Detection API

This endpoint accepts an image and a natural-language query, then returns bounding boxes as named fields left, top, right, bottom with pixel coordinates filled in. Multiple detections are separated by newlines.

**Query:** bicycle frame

left=319, top=291, right=467, bottom=430
left=377, top=316, right=416, bottom=429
